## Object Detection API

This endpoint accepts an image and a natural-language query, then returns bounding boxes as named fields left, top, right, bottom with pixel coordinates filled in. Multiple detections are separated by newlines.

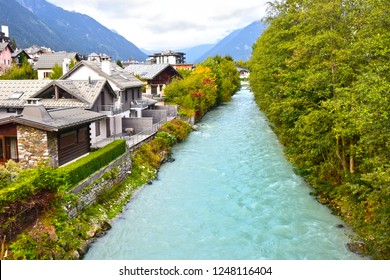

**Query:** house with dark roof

left=124, top=63, right=182, bottom=97
left=0, top=98, right=106, bottom=167
left=61, top=60, right=178, bottom=139
left=0, top=79, right=118, bottom=146
left=11, top=49, right=31, bottom=66
left=87, top=52, right=111, bottom=62
left=237, top=67, right=250, bottom=79
left=0, top=42, right=13, bottom=75
left=60, top=60, right=162, bottom=118
left=35, top=52, right=80, bottom=79
left=24, top=45, right=53, bottom=64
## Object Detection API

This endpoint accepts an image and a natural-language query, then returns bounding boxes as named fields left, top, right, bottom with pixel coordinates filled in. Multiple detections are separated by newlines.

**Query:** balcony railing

left=98, top=104, right=123, bottom=115
left=130, top=99, right=153, bottom=110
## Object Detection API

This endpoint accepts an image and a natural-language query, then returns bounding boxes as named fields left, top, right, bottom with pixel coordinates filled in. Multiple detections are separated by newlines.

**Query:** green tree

left=0, top=53, right=37, bottom=80
left=49, top=63, right=63, bottom=80
left=249, top=0, right=390, bottom=259
left=201, top=55, right=241, bottom=104
left=116, top=60, right=123, bottom=68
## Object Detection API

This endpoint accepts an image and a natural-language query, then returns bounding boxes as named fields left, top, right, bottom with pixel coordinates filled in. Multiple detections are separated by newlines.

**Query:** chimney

left=101, top=60, right=111, bottom=76
left=22, top=98, right=52, bottom=122
left=1, top=25, right=9, bottom=38
left=62, top=58, right=71, bottom=75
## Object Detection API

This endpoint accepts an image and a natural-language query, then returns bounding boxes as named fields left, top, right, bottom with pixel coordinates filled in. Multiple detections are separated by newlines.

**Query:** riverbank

left=3, top=119, right=192, bottom=260
left=84, top=89, right=361, bottom=260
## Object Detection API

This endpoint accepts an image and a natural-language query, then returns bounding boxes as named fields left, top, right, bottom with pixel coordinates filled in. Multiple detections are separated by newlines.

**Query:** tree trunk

left=350, top=143, right=355, bottom=174
left=341, top=137, right=348, bottom=173
left=336, top=136, right=348, bottom=173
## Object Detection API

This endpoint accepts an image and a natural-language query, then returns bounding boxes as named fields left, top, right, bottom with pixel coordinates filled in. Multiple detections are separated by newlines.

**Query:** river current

left=84, top=88, right=361, bottom=260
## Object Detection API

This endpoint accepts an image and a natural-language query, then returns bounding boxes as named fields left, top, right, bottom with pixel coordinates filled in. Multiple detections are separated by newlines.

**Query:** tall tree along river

left=85, top=88, right=362, bottom=260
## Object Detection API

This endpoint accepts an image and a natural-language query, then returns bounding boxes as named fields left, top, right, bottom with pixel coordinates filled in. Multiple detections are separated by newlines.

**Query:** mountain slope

left=195, top=21, right=267, bottom=62
left=0, top=0, right=64, bottom=48
left=179, top=44, right=215, bottom=63
left=0, top=0, right=147, bottom=61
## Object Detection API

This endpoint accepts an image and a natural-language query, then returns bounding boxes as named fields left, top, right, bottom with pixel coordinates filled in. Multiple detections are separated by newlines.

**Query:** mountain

left=179, top=44, right=215, bottom=63
left=194, top=21, right=267, bottom=62
left=0, top=0, right=147, bottom=61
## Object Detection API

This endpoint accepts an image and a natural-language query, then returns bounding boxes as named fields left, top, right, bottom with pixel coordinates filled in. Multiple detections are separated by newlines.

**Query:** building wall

left=47, top=131, right=59, bottom=166
left=0, top=47, right=12, bottom=74
left=142, top=109, right=168, bottom=124
left=37, top=69, right=52, bottom=80
left=122, top=117, right=153, bottom=134
left=17, top=125, right=50, bottom=168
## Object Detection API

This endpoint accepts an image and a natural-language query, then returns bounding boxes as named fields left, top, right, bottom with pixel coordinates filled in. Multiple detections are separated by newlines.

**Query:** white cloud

left=47, top=0, right=268, bottom=50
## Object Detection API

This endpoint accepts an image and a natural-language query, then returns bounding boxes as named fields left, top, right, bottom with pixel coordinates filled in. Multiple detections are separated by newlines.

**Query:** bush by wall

left=159, top=118, right=192, bottom=142
left=0, top=140, right=126, bottom=209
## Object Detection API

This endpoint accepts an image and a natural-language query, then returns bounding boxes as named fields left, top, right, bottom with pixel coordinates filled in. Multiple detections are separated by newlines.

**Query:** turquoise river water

left=84, top=88, right=361, bottom=260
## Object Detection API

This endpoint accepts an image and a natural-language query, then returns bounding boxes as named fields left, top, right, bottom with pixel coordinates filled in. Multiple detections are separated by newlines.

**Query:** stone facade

left=17, top=125, right=55, bottom=168
left=47, top=131, right=59, bottom=167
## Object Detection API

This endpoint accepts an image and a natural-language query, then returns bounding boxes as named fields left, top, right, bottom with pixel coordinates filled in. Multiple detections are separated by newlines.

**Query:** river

left=84, top=88, right=361, bottom=260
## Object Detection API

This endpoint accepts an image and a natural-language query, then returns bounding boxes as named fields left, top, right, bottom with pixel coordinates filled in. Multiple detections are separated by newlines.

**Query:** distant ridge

left=0, top=0, right=147, bottom=61
left=179, top=44, right=215, bottom=63
left=194, top=21, right=267, bottom=62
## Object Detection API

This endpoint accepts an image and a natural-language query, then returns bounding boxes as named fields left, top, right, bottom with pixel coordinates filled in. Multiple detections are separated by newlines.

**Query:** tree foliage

left=165, top=55, right=240, bottom=121
left=0, top=53, right=37, bottom=80
left=49, top=63, right=63, bottom=80
left=249, top=0, right=390, bottom=259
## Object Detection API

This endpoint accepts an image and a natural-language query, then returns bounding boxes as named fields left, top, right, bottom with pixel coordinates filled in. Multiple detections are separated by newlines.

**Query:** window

left=101, top=92, right=105, bottom=105
left=6, top=137, right=18, bottom=160
left=9, top=92, right=24, bottom=99
left=59, top=130, right=77, bottom=149
left=78, top=127, right=88, bottom=143
left=0, top=138, right=3, bottom=159
left=96, top=121, right=101, bottom=136
left=6, top=108, right=17, bottom=113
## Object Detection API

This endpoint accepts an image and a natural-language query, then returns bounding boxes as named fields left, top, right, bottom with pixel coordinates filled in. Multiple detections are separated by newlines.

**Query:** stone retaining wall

left=65, top=151, right=132, bottom=218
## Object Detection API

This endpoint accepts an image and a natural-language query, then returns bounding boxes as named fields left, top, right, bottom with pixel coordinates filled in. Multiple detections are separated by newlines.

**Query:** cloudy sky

left=47, top=0, right=268, bottom=51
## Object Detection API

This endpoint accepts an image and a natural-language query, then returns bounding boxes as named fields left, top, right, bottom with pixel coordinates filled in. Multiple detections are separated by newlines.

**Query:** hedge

left=0, top=140, right=127, bottom=209
left=59, top=140, right=127, bottom=188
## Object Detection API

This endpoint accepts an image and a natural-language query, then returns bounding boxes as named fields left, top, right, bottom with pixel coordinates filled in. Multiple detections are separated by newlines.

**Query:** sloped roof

left=35, top=52, right=79, bottom=69
left=0, top=80, right=52, bottom=108
left=0, top=79, right=114, bottom=109
left=0, top=107, right=106, bottom=132
left=0, top=42, right=13, bottom=52
left=32, top=80, right=112, bottom=109
left=12, top=49, right=31, bottom=60
left=61, top=60, right=145, bottom=90
left=124, top=63, right=180, bottom=80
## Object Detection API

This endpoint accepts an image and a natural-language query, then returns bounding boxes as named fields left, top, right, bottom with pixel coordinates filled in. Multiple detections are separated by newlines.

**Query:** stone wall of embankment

left=65, top=151, right=132, bottom=218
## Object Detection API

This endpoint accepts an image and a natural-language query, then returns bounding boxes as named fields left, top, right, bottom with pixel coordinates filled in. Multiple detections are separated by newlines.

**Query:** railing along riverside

left=122, top=108, right=177, bottom=148
left=91, top=105, right=177, bottom=149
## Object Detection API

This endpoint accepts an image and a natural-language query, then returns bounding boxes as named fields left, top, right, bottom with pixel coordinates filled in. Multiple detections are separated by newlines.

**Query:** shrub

left=0, top=160, right=23, bottom=189
left=159, top=118, right=192, bottom=142
left=0, top=163, right=66, bottom=209
left=156, top=131, right=177, bottom=147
